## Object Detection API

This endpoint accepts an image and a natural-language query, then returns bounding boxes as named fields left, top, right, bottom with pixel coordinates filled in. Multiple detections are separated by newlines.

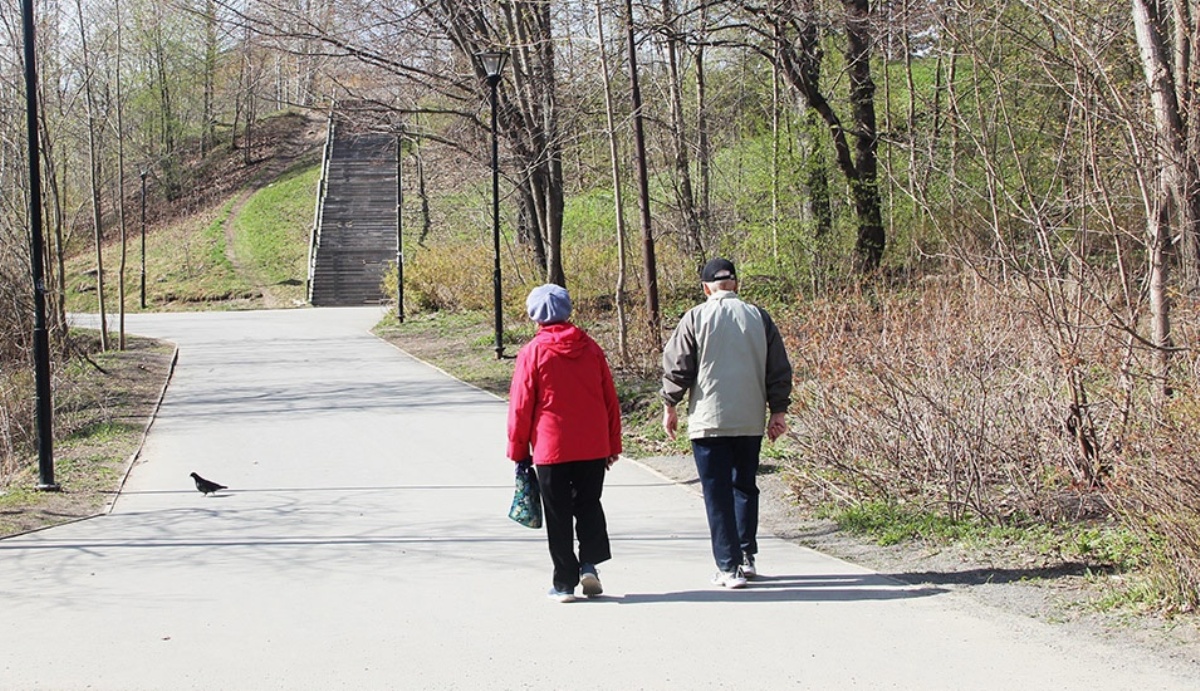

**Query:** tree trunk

left=597, top=0, right=630, bottom=363
left=1133, top=0, right=1184, bottom=394
left=202, top=0, right=217, bottom=158
left=76, top=0, right=108, bottom=350
left=695, top=23, right=711, bottom=234
left=515, top=183, right=549, bottom=271
left=661, top=0, right=704, bottom=263
left=493, top=0, right=566, bottom=285
left=1176, top=0, right=1200, bottom=293
left=772, top=30, right=781, bottom=269
left=804, top=110, right=833, bottom=239
left=759, top=0, right=883, bottom=270
left=116, top=0, right=128, bottom=350
left=38, top=98, right=68, bottom=335
left=844, top=0, right=885, bottom=271
left=1149, top=177, right=1174, bottom=396
left=626, top=0, right=660, bottom=343
left=151, top=12, right=174, bottom=155
left=782, top=3, right=832, bottom=239
left=414, top=127, right=432, bottom=246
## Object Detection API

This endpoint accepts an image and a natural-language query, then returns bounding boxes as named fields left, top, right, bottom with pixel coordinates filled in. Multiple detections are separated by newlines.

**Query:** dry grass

left=0, top=335, right=174, bottom=536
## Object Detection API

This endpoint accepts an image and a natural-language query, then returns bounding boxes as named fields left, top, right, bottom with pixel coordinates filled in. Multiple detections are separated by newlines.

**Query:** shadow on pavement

left=883, top=562, right=1107, bottom=586
left=611, top=574, right=945, bottom=604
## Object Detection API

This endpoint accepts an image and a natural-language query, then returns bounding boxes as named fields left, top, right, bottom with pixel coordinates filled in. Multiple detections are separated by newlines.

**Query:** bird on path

left=190, top=472, right=227, bottom=496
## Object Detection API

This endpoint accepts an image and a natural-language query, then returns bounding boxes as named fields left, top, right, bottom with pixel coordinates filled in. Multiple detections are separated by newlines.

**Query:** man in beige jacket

left=661, top=257, right=793, bottom=589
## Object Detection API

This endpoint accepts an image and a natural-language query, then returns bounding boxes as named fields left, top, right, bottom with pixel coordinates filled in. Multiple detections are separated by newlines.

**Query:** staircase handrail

left=306, top=107, right=336, bottom=303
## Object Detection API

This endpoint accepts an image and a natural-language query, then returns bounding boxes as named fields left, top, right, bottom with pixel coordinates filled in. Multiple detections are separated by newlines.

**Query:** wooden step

left=310, top=129, right=398, bottom=307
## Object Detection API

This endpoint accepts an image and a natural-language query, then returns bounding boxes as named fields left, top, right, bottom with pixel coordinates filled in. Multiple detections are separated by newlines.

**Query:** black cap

left=700, top=257, right=737, bottom=282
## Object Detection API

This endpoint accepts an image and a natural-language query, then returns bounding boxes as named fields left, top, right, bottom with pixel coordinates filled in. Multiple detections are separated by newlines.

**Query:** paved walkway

left=1, top=308, right=1195, bottom=690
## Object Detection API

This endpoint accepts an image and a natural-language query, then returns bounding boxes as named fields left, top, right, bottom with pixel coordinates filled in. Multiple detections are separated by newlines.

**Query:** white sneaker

left=712, top=567, right=748, bottom=589
left=741, top=553, right=757, bottom=579
left=547, top=587, right=576, bottom=603
left=580, top=564, right=603, bottom=597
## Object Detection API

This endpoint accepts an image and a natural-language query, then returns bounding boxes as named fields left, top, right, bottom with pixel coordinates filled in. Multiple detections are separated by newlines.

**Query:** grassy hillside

left=65, top=163, right=320, bottom=313
left=231, top=163, right=321, bottom=306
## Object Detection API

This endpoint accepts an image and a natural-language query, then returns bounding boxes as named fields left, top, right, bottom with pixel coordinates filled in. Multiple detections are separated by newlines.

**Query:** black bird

left=190, top=472, right=227, bottom=496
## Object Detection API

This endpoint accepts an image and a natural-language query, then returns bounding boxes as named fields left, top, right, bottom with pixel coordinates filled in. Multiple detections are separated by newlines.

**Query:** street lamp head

left=477, top=50, right=508, bottom=81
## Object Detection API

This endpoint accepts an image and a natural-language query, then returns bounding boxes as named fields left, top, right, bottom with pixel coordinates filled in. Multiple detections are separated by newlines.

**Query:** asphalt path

left=1, top=307, right=1194, bottom=690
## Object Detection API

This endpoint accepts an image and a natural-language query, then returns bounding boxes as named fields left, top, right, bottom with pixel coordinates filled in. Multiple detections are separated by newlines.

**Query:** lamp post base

left=36, top=483, right=61, bottom=492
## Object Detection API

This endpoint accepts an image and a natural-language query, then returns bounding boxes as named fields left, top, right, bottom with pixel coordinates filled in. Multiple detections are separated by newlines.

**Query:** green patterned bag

left=508, top=460, right=543, bottom=529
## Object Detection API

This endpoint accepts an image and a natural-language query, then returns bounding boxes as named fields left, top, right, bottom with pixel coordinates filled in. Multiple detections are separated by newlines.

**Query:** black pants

left=536, top=458, right=611, bottom=591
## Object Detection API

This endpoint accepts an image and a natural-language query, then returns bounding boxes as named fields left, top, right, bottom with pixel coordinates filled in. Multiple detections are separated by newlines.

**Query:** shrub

left=784, top=278, right=1095, bottom=523
left=1119, top=388, right=1200, bottom=613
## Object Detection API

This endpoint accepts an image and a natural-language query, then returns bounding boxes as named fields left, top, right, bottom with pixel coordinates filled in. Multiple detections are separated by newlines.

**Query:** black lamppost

left=21, top=0, right=57, bottom=491
left=477, top=50, right=508, bottom=360
left=139, top=169, right=147, bottom=309
left=395, top=130, right=404, bottom=323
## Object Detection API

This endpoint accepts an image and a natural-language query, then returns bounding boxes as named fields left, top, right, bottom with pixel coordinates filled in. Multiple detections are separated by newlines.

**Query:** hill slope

left=65, top=111, right=325, bottom=313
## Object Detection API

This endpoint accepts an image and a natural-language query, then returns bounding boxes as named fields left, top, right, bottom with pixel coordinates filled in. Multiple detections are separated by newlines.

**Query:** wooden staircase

left=308, top=120, right=396, bottom=307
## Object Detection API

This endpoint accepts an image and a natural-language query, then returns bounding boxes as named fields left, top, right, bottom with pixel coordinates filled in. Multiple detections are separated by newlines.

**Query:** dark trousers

left=535, top=459, right=611, bottom=591
left=691, top=436, right=762, bottom=573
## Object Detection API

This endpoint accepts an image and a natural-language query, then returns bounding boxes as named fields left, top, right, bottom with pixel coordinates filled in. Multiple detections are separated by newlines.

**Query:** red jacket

left=507, top=323, right=622, bottom=465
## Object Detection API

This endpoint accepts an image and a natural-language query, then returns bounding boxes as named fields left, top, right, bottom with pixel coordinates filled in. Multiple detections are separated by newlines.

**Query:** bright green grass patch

left=828, top=500, right=972, bottom=546
left=232, top=164, right=319, bottom=302
left=824, top=500, right=1147, bottom=570
left=63, top=421, right=140, bottom=444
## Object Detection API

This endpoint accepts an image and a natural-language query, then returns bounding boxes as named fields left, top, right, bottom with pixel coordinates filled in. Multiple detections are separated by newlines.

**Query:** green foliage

left=64, top=195, right=267, bottom=312
left=826, top=501, right=973, bottom=546
left=826, top=500, right=1146, bottom=571
left=0, top=485, right=37, bottom=510
left=563, top=189, right=619, bottom=243
left=233, top=164, right=320, bottom=303
left=385, top=242, right=507, bottom=313
left=63, top=421, right=140, bottom=444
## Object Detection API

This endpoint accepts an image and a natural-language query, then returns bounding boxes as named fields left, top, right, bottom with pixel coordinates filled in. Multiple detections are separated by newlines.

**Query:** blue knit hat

left=526, top=284, right=572, bottom=324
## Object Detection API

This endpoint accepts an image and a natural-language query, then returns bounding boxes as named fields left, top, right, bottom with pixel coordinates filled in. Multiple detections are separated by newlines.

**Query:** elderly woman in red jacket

left=507, top=283, right=622, bottom=603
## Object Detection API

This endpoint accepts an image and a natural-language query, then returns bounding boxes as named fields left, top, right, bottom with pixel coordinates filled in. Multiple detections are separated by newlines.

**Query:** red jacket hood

left=534, top=322, right=589, bottom=358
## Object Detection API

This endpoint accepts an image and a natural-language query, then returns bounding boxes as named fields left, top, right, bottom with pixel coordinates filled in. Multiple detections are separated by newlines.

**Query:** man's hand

left=662, top=404, right=678, bottom=440
left=767, top=412, right=788, bottom=442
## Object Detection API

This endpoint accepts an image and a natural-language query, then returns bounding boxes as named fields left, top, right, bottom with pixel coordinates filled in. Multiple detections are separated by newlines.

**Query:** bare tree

left=201, top=0, right=217, bottom=157
left=75, top=0, right=109, bottom=350
left=657, top=0, right=704, bottom=263
left=596, top=0, right=629, bottom=363
left=741, top=0, right=884, bottom=270
left=1131, top=0, right=1186, bottom=393
left=625, top=0, right=660, bottom=341
left=116, top=0, right=128, bottom=349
